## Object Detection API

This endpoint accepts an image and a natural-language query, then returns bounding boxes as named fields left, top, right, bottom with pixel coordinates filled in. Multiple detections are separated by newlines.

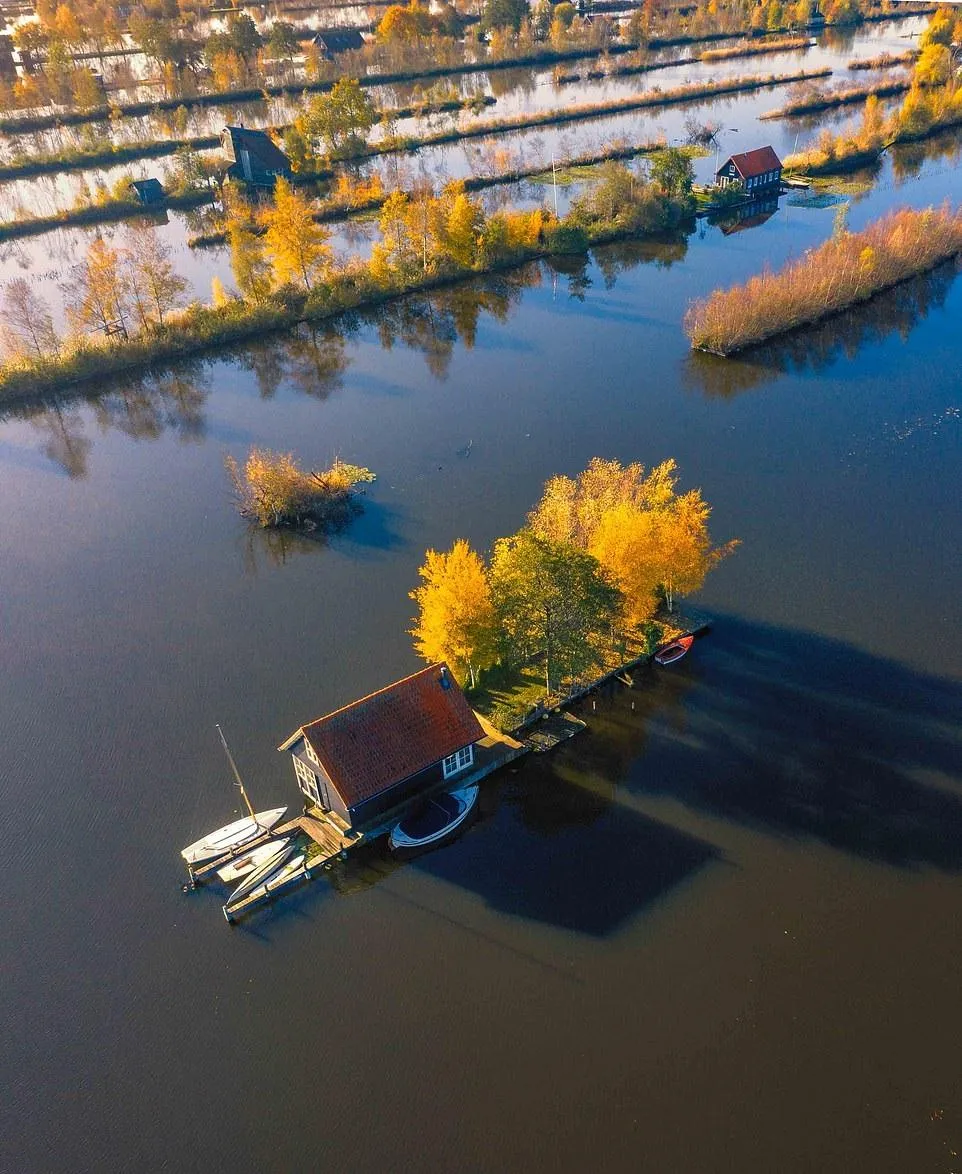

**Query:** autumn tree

left=260, top=177, right=331, bottom=291
left=377, top=2, right=441, bottom=44
left=62, top=236, right=130, bottom=338
left=528, top=458, right=736, bottom=622
left=410, top=539, right=498, bottom=686
left=378, top=188, right=416, bottom=273
left=490, top=530, right=622, bottom=692
left=0, top=278, right=59, bottom=361
left=122, top=222, right=188, bottom=328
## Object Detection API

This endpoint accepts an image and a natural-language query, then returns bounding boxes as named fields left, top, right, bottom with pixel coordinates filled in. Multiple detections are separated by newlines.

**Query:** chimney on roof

left=438, top=665, right=451, bottom=690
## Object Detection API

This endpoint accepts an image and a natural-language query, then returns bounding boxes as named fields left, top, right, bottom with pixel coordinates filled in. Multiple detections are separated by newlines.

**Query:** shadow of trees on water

left=640, top=613, right=962, bottom=870
left=405, top=613, right=962, bottom=935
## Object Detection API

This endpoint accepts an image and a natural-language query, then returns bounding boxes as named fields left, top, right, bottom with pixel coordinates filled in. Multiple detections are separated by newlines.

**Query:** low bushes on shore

left=684, top=204, right=962, bottom=355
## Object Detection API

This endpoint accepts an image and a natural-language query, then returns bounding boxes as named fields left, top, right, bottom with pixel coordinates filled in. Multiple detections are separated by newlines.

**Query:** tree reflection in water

left=684, top=260, right=960, bottom=399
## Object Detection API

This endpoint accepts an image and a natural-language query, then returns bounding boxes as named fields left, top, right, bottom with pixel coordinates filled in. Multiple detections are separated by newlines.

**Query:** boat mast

left=216, top=724, right=255, bottom=820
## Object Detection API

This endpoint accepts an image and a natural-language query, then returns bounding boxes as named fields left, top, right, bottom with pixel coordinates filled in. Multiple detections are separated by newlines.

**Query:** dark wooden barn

left=311, top=29, right=365, bottom=60
left=221, top=125, right=292, bottom=188
left=715, top=145, right=783, bottom=194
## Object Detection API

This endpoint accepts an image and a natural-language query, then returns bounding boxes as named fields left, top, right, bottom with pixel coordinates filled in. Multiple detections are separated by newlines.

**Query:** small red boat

left=653, top=634, right=695, bottom=666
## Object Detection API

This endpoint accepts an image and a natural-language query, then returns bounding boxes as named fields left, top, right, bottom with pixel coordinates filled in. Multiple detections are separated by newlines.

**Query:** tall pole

left=216, top=724, right=255, bottom=819
left=551, top=152, right=559, bottom=217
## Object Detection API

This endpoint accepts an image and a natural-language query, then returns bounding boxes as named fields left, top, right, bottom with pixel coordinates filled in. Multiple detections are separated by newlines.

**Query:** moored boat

left=216, top=838, right=291, bottom=884
left=227, top=853, right=307, bottom=911
left=653, top=634, right=695, bottom=666
left=388, top=783, right=480, bottom=855
left=181, top=808, right=287, bottom=866
left=225, top=839, right=294, bottom=904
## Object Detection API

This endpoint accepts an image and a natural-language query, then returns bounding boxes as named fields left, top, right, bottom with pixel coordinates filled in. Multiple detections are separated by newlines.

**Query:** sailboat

left=181, top=725, right=287, bottom=867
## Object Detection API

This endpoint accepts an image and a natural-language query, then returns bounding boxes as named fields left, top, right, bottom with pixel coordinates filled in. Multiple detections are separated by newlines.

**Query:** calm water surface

left=2, top=49, right=962, bottom=1174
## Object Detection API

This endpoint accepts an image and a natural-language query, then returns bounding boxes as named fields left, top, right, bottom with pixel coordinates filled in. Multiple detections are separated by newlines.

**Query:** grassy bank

left=0, top=176, right=694, bottom=403
left=189, top=141, right=705, bottom=249
left=0, top=95, right=494, bottom=183
left=0, top=189, right=215, bottom=244
left=684, top=204, right=962, bottom=355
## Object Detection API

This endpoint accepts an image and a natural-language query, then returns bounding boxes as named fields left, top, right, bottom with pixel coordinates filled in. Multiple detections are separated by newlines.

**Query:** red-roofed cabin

left=279, top=663, right=484, bottom=830
left=715, top=145, right=782, bottom=194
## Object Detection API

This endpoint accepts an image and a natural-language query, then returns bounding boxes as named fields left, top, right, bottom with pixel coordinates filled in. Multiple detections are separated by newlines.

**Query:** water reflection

left=684, top=261, right=960, bottom=399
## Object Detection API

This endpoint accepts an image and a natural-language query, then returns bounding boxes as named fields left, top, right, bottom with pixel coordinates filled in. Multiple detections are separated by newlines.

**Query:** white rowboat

left=226, top=839, right=295, bottom=905
left=227, top=853, right=307, bottom=910
left=181, top=807, right=287, bottom=866
left=217, top=837, right=292, bottom=884
left=389, top=784, right=479, bottom=854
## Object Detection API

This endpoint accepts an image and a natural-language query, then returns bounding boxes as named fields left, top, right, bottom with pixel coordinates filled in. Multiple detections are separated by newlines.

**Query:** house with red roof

left=714, top=145, right=782, bottom=194
left=279, top=663, right=486, bottom=830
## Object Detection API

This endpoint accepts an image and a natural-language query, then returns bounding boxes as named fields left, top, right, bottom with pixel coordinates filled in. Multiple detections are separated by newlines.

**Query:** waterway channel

left=1, top=17, right=961, bottom=1174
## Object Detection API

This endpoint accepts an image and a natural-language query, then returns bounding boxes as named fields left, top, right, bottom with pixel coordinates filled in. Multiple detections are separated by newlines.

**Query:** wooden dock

left=523, top=712, right=587, bottom=753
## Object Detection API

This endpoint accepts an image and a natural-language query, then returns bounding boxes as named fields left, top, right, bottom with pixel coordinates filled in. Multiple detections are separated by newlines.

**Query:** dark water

left=2, top=172, right=962, bottom=1172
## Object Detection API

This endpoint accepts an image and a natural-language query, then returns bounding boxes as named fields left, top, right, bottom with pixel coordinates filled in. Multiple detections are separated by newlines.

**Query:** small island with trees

left=226, top=448, right=375, bottom=532
left=409, top=457, right=738, bottom=730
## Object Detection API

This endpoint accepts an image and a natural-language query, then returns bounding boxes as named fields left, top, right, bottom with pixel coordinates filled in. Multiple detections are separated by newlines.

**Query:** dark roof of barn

left=221, top=125, right=290, bottom=171
left=312, top=29, right=365, bottom=52
left=280, top=663, right=484, bottom=808
left=721, top=145, right=782, bottom=179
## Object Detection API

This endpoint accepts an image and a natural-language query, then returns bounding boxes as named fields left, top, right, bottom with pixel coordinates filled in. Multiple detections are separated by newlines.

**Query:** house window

left=442, top=744, right=474, bottom=779
left=294, top=756, right=321, bottom=806
left=305, top=741, right=319, bottom=766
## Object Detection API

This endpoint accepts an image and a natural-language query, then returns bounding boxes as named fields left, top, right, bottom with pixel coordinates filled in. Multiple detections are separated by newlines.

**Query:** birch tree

left=0, top=278, right=59, bottom=361
left=122, top=222, right=188, bottom=328
left=260, top=177, right=331, bottom=291
left=410, top=539, right=498, bottom=687
left=62, top=236, right=130, bottom=339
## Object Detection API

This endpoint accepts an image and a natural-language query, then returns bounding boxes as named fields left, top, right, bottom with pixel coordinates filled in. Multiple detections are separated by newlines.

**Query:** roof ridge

left=305, top=662, right=447, bottom=730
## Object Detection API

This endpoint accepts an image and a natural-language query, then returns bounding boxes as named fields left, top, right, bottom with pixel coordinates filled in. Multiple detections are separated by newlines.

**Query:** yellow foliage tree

left=260, top=177, right=331, bottom=291
left=410, top=539, right=498, bottom=686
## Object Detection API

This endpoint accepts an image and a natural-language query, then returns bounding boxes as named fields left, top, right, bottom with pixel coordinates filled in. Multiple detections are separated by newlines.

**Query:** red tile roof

left=725, top=145, right=782, bottom=179
left=283, top=664, right=484, bottom=808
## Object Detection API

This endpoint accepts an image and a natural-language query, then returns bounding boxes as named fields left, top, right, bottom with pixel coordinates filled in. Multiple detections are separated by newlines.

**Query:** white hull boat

left=389, top=784, right=480, bottom=855
left=227, top=853, right=307, bottom=910
left=226, top=839, right=296, bottom=905
left=181, top=807, right=287, bottom=866
left=216, top=839, right=292, bottom=884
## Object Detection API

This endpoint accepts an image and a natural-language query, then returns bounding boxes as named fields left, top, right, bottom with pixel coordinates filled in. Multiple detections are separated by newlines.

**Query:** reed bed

left=684, top=204, right=962, bottom=355
left=848, top=50, right=917, bottom=71
left=762, top=78, right=908, bottom=120
left=701, top=37, right=811, bottom=62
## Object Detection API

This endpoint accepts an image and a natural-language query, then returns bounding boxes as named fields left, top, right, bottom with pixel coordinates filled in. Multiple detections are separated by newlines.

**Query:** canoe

left=389, top=784, right=480, bottom=855
left=225, top=839, right=295, bottom=905
left=216, top=838, right=291, bottom=884
left=227, top=853, right=307, bottom=911
left=181, top=807, right=287, bottom=865
left=653, top=635, right=695, bottom=666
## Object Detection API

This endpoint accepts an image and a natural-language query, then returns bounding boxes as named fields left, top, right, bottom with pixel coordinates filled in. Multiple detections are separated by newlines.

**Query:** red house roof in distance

left=727, top=145, right=782, bottom=179
left=289, top=664, right=484, bottom=808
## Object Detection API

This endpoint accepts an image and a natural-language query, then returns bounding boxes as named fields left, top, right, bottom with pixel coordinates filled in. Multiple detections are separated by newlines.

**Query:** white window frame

left=294, top=756, right=321, bottom=806
left=442, top=744, right=474, bottom=780
left=305, top=740, right=319, bottom=766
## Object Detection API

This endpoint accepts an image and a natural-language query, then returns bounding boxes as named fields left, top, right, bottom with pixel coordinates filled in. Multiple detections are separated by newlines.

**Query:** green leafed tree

left=489, top=530, right=622, bottom=693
